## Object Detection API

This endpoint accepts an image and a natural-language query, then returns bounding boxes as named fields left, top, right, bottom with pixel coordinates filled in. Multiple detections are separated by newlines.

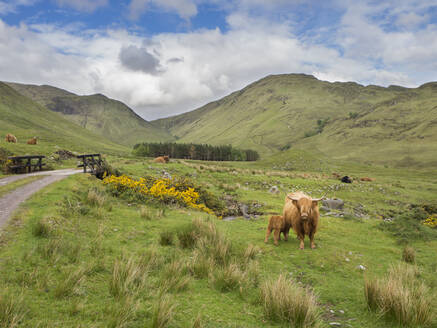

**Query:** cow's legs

left=298, top=232, right=305, bottom=249
left=273, top=229, right=281, bottom=246
left=309, top=232, right=316, bottom=249
left=283, top=228, right=289, bottom=241
left=264, top=227, right=272, bottom=243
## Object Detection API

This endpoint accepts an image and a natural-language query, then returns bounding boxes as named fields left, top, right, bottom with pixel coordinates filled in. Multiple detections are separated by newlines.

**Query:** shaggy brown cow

left=283, top=191, right=323, bottom=249
left=27, top=137, right=37, bottom=145
left=264, top=215, right=290, bottom=246
left=5, top=133, right=17, bottom=143
left=153, top=155, right=170, bottom=163
left=360, top=177, right=374, bottom=182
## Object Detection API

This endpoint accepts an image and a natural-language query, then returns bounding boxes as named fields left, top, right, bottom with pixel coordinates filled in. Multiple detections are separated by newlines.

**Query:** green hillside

left=6, top=82, right=174, bottom=146
left=154, top=74, right=437, bottom=167
left=0, top=82, right=127, bottom=155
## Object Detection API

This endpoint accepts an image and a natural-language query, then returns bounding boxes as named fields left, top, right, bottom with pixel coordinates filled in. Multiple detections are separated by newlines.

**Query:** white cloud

left=55, top=0, right=108, bottom=13
left=0, top=0, right=37, bottom=15
left=0, top=1, right=436, bottom=120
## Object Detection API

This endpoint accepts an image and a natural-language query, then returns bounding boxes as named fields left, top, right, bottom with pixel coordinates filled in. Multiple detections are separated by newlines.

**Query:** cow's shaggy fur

left=264, top=215, right=291, bottom=246
left=5, top=133, right=17, bottom=143
left=153, top=155, right=170, bottom=163
left=283, top=191, right=321, bottom=249
left=27, top=137, right=37, bottom=145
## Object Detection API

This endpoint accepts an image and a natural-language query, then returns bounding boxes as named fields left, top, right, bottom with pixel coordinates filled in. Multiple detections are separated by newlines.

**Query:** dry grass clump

left=188, top=250, right=215, bottom=279
left=244, top=244, right=261, bottom=261
left=107, top=296, right=138, bottom=328
left=0, top=292, right=26, bottom=328
left=54, top=267, right=86, bottom=298
left=151, top=294, right=177, bottom=328
left=109, top=256, right=147, bottom=298
left=402, top=246, right=416, bottom=263
left=210, top=263, right=247, bottom=292
left=364, top=263, right=435, bottom=327
left=260, top=274, right=322, bottom=328
left=160, top=259, right=191, bottom=293
left=139, top=206, right=152, bottom=220
left=139, top=247, right=163, bottom=273
left=87, top=188, right=106, bottom=207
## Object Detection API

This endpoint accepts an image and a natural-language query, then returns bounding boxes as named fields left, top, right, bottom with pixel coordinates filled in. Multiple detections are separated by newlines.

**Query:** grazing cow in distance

left=5, top=133, right=17, bottom=143
left=264, top=215, right=290, bottom=246
left=360, top=177, right=374, bottom=182
left=153, top=155, right=170, bottom=163
left=341, top=176, right=352, bottom=183
left=27, top=137, right=37, bottom=145
left=283, top=191, right=323, bottom=249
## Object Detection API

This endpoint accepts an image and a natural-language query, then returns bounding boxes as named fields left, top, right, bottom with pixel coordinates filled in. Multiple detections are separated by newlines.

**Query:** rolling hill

left=153, top=74, right=437, bottom=167
left=0, top=82, right=128, bottom=155
left=6, top=82, right=174, bottom=146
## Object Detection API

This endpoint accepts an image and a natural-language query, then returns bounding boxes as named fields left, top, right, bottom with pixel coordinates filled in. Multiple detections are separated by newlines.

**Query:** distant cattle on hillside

left=5, top=133, right=17, bottom=143
left=27, top=137, right=37, bottom=145
left=153, top=155, right=170, bottom=163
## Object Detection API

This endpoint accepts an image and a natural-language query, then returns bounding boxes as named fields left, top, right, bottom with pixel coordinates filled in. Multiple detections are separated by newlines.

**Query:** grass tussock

left=109, top=256, right=147, bottom=298
left=161, top=259, right=191, bottom=293
left=151, top=294, right=177, bottom=328
left=107, top=297, right=138, bottom=328
left=139, top=247, right=164, bottom=273
left=139, top=206, right=152, bottom=220
left=244, top=244, right=261, bottom=261
left=364, top=263, right=435, bottom=327
left=87, top=188, right=106, bottom=207
left=402, top=246, right=416, bottom=263
left=54, top=267, right=86, bottom=298
left=260, top=274, right=322, bottom=328
left=32, top=218, right=53, bottom=238
left=0, top=292, right=26, bottom=328
left=188, top=250, right=215, bottom=279
left=159, top=231, right=174, bottom=246
left=210, top=263, right=246, bottom=292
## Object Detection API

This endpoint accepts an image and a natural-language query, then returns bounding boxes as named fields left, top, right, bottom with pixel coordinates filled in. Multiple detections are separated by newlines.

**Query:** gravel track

left=0, top=169, right=80, bottom=229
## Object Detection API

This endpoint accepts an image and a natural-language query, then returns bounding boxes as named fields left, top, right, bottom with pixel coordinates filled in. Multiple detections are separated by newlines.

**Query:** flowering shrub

left=103, top=174, right=214, bottom=215
left=423, top=215, right=437, bottom=228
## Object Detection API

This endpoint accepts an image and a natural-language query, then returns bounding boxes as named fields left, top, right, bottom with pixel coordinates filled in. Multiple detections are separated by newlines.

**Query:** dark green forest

left=133, top=142, right=259, bottom=161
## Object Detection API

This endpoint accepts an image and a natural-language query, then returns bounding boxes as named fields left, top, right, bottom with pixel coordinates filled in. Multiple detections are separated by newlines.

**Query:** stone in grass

left=329, top=323, right=341, bottom=327
left=268, top=185, right=279, bottom=194
left=357, top=265, right=366, bottom=270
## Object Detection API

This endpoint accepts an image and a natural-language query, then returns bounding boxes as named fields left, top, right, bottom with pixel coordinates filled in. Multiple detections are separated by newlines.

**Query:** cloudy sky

left=1, top=0, right=436, bottom=120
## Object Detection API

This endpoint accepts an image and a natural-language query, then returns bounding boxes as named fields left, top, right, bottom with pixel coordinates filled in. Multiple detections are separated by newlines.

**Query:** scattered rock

left=339, top=310, right=345, bottom=314
left=329, top=322, right=341, bottom=327
left=54, top=149, right=76, bottom=160
left=222, top=216, right=237, bottom=221
left=345, top=258, right=350, bottom=262
left=329, top=310, right=335, bottom=314
left=268, top=185, right=279, bottom=194
left=162, top=170, right=172, bottom=179
left=322, top=198, right=344, bottom=210
left=240, top=204, right=250, bottom=219
left=357, top=265, right=366, bottom=271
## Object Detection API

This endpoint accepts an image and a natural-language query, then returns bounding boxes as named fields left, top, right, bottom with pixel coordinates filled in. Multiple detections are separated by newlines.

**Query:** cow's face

left=292, top=198, right=319, bottom=220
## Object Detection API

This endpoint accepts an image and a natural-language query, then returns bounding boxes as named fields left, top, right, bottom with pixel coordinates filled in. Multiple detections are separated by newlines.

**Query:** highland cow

left=27, top=137, right=37, bottom=145
left=264, top=215, right=290, bottom=246
left=5, top=133, right=17, bottom=143
left=283, top=191, right=323, bottom=249
left=360, top=177, right=374, bottom=182
left=153, top=155, right=170, bottom=163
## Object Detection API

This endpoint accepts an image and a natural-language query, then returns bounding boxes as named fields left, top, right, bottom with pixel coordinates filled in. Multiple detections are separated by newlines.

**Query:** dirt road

left=0, top=169, right=81, bottom=229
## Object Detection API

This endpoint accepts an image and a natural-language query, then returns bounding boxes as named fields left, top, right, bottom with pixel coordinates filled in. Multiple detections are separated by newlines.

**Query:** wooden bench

left=8, top=155, right=46, bottom=174
left=77, top=154, right=103, bottom=174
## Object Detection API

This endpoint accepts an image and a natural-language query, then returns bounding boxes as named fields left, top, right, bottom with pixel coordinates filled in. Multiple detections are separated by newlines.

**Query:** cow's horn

left=312, top=195, right=326, bottom=202
left=287, top=195, right=299, bottom=201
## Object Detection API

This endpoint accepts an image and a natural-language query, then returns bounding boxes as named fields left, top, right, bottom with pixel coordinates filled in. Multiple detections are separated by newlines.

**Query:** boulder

left=268, top=185, right=279, bottom=194
left=322, top=198, right=344, bottom=210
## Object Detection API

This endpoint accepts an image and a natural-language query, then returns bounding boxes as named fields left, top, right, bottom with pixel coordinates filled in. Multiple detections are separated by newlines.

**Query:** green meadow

left=0, top=155, right=436, bottom=327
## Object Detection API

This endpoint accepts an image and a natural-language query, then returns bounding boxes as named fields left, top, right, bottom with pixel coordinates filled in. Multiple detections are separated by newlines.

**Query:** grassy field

left=0, top=156, right=436, bottom=327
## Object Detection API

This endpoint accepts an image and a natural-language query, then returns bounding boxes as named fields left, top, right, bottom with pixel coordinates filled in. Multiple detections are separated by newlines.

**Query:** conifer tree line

left=133, top=142, right=259, bottom=161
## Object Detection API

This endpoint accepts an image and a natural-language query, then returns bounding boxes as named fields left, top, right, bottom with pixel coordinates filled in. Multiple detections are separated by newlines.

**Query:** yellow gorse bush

left=103, top=175, right=213, bottom=215
left=423, top=215, right=437, bottom=228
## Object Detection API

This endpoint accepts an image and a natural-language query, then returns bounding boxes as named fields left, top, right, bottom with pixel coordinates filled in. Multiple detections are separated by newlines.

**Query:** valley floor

left=0, top=158, right=436, bottom=327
